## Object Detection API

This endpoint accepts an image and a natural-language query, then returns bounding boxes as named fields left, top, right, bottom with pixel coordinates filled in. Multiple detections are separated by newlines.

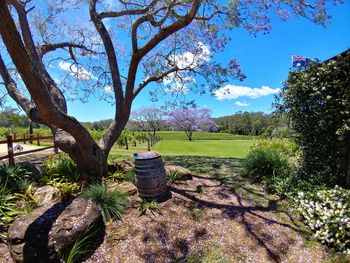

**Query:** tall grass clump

left=80, top=184, right=128, bottom=222
left=58, top=225, right=99, bottom=263
left=243, top=139, right=296, bottom=195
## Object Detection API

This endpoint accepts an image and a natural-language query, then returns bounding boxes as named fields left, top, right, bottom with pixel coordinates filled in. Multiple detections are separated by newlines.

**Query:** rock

left=48, top=198, right=104, bottom=258
left=109, top=160, right=134, bottom=173
left=164, top=165, right=194, bottom=180
left=8, top=198, right=103, bottom=263
left=17, top=161, right=44, bottom=180
left=108, top=181, right=137, bottom=196
left=33, top=185, right=61, bottom=206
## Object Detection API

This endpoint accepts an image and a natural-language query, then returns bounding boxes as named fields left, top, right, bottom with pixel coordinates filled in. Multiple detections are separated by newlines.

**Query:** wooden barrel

left=134, top=152, right=168, bottom=201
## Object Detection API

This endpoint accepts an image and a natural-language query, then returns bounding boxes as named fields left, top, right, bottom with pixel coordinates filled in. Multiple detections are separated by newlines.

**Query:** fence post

left=36, top=133, right=40, bottom=146
left=125, top=137, right=129, bottom=150
left=147, top=138, right=150, bottom=151
left=23, top=133, right=26, bottom=144
left=7, top=135, right=15, bottom=166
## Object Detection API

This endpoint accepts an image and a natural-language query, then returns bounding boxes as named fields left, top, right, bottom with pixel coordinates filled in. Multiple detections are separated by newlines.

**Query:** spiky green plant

left=0, top=187, right=20, bottom=237
left=167, top=171, right=181, bottom=184
left=48, top=178, right=80, bottom=201
left=58, top=225, right=98, bottom=263
left=0, top=164, right=31, bottom=191
left=80, top=184, right=128, bottom=222
left=137, top=200, right=161, bottom=216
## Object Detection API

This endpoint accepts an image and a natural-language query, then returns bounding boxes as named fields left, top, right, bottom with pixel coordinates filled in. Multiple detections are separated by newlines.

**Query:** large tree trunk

left=0, top=2, right=128, bottom=180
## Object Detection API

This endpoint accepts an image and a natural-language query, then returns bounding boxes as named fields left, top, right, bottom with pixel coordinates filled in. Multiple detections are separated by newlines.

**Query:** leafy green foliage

left=166, top=171, right=181, bottom=184
left=43, top=154, right=81, bottom=183
left=106, top=171, right=126, bottom=182
left=80, top=184, right=128, bottom=222
left=214, top=111, right=288, bottom=137
left=277, top=52, right=350, bottom=187
left=0, top=164, right=31, bottom=191
left=252, top=139, right=299, bottom=156
left=48, top=178, right=80, bottom=201
left=58, top=225, right=99, bottom=263
left=243, top=139, right=295, bottom=195
left=137, top=200, right=161, bottom=216
left=296, top=186, right=350, bottom=255
left=0, top=187, right=19, bottom=229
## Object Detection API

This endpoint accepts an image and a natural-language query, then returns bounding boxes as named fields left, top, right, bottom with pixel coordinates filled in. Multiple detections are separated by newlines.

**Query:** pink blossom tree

left=0, top=0, right=337, bottom=179
left=167, top=108, right=217, bottom=141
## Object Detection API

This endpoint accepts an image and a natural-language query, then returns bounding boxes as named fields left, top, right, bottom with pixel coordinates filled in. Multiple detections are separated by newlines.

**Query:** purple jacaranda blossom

left=167, top=108, right=217, bottom=141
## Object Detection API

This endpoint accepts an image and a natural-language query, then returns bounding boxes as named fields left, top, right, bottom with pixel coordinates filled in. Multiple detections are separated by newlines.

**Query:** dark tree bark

left=0, top=0, right=201, bottom=179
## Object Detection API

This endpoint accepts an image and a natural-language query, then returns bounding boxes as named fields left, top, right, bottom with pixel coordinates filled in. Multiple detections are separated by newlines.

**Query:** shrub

left=48, top=178, right=80, bottom=201
left=244, top=147, right=291, bottom=181
left=296, top=186, right=350, bottom=255
left=80, top=184, right=128, bottom=222
left=277, top=54, right=350, bottom=187
left=251, top=139, right=299, bottom=156
left=43, top=155, right=81, bottom=183
left=0, top=164, right=31, bottom=191
left=0, top=187, right=19, bottom=228
left=244, top=139, right=296, bottom=195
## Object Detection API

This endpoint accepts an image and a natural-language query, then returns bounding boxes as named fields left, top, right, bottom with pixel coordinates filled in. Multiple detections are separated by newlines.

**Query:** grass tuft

left=80, top=184, right=128, bottom=222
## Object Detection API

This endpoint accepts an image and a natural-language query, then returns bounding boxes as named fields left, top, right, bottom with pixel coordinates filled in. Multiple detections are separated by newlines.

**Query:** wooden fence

left=0, top=133, right=58, bottom=166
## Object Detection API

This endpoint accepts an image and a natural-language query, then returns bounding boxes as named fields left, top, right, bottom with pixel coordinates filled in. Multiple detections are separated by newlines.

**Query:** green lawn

left=154, top=139, right=254, bottom=158
left=156, top=131, right=256, bottom=140
left=109, top=139, right=254, bottom=160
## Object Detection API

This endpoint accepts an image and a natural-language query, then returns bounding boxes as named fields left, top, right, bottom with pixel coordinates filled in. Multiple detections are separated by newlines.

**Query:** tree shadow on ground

left=153, top=155, right=308, bottom=262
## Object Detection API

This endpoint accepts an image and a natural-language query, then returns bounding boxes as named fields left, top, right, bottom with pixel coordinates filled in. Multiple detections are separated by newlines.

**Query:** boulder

left=8, top=198, right=103, bottom=263
left=108, top=160, right=134, bottom=173
left=33, top=185, right=61, bottom=206
left=164, top=165, right=194, bottom=180
left=108, top=181, right=137, bottom=196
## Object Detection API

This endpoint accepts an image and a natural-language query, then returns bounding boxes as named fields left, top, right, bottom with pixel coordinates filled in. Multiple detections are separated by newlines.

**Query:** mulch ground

left=86, top=169, right=326, bottom=262
left=1, top=156, right=328, bottom=263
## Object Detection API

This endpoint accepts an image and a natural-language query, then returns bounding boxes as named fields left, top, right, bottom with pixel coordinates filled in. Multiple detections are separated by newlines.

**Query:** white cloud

left=214, top=85, right=280, bottom=100
left=58, top=61, right=97, bottom=81
left=235, top=101, right=250, bottom=107
left=104, top=86, right=112, bottom=93
left=163, top=42, right=210, bottom=94
left=168, top=42, right=210, bottom=70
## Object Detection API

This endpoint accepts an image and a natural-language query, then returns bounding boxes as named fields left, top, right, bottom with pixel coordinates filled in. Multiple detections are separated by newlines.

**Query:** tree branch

left=124, top=0, right=202, bottom=104
left=89, top=0, right=127, bottom=152
left=99, top=0, right=159, bottom=19
left=133, top=66, right=179, bottom=99
left=39, top=42, right=96, bottom=57
left=0, top=53, right=41, bottom=122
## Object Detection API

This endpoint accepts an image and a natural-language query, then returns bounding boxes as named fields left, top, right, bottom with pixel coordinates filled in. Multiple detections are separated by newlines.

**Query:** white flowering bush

left=296, top=186, right=350, bottom=255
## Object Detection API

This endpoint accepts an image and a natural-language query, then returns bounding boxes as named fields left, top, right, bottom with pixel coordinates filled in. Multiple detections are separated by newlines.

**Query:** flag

left=292, top=55, right=310, bottom=68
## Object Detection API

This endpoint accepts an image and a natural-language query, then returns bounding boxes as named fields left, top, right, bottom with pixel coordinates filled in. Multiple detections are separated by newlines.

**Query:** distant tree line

left=0, top=109, right=41, bottom=129
left=213, top=111, right=288, bottom=136
left=1, top=108, right=288, bottom=139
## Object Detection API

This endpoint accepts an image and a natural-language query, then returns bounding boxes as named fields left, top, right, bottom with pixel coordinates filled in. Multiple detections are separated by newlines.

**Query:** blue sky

left=3, top=1, right=350, bottom=122
left=68, top=1, right=350, bottom=121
